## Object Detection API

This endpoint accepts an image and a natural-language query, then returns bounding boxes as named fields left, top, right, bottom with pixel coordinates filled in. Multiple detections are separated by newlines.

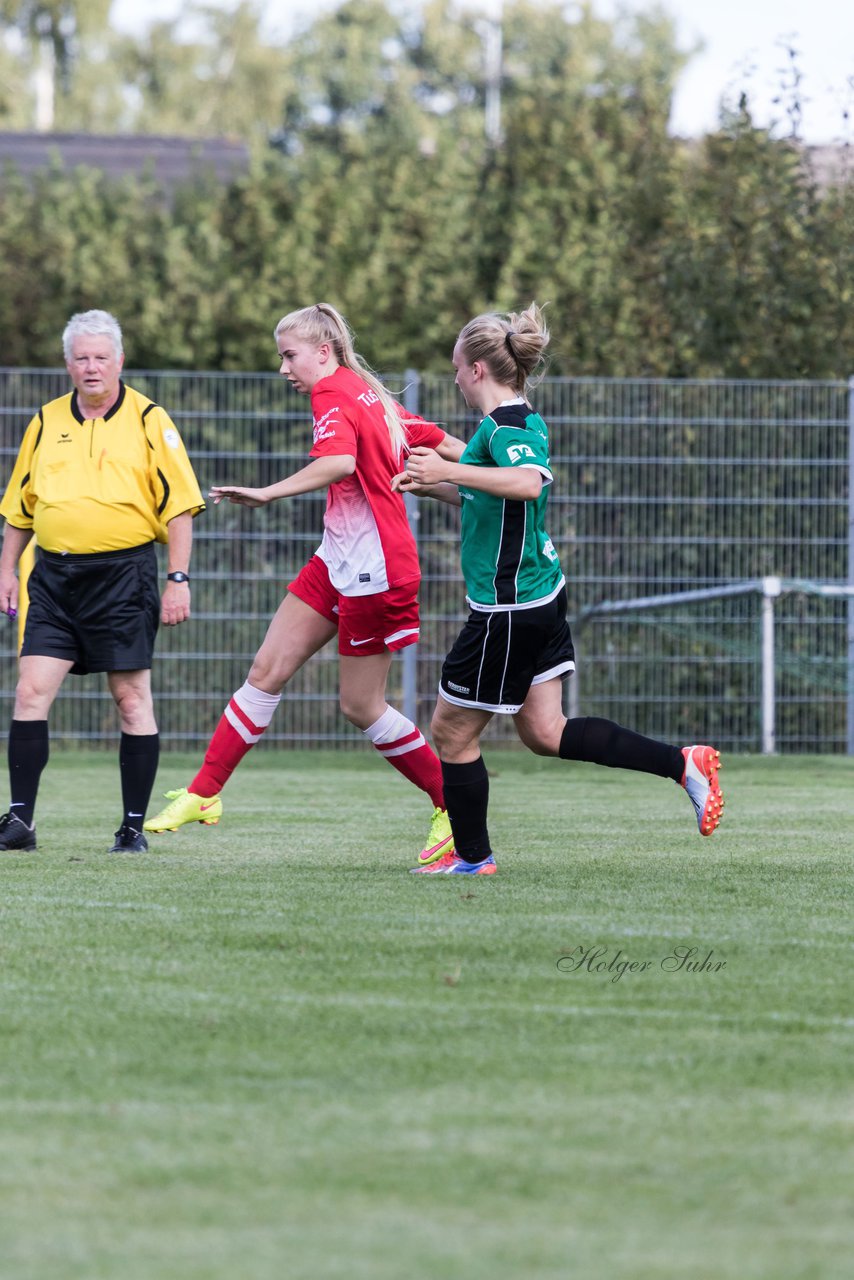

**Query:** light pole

left=477, top=0, right=504, bottom=147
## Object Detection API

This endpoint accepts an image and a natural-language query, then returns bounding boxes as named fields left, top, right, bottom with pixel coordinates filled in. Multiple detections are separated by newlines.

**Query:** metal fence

left=1, top=368, right=851, bottom=753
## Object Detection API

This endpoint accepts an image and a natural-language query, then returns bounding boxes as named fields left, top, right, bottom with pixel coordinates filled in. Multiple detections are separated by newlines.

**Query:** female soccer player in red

left=145, top=303, right=464, bottom=862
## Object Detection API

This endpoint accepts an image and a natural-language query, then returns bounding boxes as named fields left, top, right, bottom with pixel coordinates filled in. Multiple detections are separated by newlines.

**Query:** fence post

left=761, top=576, right=781, bottom=754
left=848, top=377, right=854, bottom=754
left=401, top=370, right=421, bottom=725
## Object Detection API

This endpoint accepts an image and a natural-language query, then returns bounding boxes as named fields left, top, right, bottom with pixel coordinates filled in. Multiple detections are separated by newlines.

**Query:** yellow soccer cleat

left=143, top=787, right=223, bottom=833
left=416, top=807, right=455, bottom=866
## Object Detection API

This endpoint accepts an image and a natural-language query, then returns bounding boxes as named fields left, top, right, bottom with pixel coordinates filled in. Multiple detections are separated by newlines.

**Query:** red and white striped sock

left=363, top=705, right=444, bottom=808
left=190, top=681, right=282, bottom=796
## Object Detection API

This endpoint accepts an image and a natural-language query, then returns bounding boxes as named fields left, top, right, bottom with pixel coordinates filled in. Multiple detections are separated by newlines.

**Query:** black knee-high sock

left=559, top=717, right=684, bottom=782
left=441, top=757, right=492, bottom=863
left=119, top=732, right=160, bottom=828
left=8, top=719, right=49, bottom=827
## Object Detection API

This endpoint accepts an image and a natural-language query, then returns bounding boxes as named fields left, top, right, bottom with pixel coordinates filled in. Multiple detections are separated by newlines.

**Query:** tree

left=473, top=2, right=688, bottom=374
left=0, top=1, right=288, bottom=137
left=115, top=2, right=289, bottom=141
left=1, top=0, right=853, bottom=379
left=0, top=1, right=111, bottom=126
left=661, top=101, right=833, bottom=377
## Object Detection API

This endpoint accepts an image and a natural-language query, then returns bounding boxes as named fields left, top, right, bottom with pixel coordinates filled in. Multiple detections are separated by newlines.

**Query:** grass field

left=0, top=748, right=851, bottom=1279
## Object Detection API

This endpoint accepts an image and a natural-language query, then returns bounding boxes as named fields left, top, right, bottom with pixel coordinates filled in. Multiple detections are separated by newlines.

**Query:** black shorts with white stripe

left=439, top=587, right=575, bottom=714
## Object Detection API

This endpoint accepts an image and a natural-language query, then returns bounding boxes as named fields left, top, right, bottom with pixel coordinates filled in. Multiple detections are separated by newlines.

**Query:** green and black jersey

left=458, top=398, right=564, bottom=611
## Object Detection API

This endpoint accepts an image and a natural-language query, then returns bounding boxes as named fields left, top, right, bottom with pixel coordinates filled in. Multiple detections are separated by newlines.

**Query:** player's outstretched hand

left=403, top=446, right=452, bottom=487
left=210, top=485, right=269, bottom=508
left=391, top=470, right=434, bottom=496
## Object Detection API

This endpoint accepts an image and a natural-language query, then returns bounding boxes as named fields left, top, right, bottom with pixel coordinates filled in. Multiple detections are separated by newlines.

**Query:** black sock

left=8, top=719, right=49, bottom=827
left=441, top=757, right=492, bottom=863
left=119, top=732, right=160, bottom=829
left=559, top=717, right=683, bottom=782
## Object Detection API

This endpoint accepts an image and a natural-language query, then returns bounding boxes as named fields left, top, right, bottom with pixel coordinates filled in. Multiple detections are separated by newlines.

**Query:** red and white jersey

left=308, top=366, right=444, bottom=595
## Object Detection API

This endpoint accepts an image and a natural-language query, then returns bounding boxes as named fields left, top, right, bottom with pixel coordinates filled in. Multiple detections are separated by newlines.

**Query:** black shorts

left=21, top=543, right=160, bottom=675
left=439, top=587, right=575, bottom=714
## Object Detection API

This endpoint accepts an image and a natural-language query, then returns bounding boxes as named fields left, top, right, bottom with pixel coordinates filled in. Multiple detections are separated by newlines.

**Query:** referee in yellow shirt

left=0, top=310, right=205, bottom=853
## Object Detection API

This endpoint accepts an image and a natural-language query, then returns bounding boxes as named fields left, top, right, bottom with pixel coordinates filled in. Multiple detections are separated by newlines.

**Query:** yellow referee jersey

left=0, top=383, right=205, bottom=553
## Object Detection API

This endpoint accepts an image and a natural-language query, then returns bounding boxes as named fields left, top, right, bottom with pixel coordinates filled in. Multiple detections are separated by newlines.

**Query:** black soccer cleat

left=0, top=811, right=37, bottom=851
left=109, top=822, right=149, bottom=854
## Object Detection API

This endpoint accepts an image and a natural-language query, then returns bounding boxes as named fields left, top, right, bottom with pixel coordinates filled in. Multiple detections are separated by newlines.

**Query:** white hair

left=62, top=310, right=123, bottom=361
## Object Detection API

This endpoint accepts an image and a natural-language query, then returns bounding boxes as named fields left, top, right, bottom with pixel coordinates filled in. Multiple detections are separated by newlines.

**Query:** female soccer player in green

left=396, top=303, right=723, bottom=874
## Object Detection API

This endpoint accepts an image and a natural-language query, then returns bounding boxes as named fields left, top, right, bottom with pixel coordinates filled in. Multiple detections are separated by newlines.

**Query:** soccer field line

left=1, top=890, right=183, bottom=913
left=1, top=977, right=850, bottom=1029
left=249, top=990, right=854, bottom=1030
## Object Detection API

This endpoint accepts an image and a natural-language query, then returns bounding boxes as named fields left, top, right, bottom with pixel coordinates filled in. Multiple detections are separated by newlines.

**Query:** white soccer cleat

left=680, top=745, right=724, bottom=836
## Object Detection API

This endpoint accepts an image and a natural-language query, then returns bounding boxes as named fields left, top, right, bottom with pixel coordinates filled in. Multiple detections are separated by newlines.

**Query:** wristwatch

left=166, top=571, right=190, bottom=583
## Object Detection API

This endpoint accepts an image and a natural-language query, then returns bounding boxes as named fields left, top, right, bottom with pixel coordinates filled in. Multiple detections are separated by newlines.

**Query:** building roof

left=804, top=144, right=853, bottom=190
left=0, top=131, right=249, bottom=189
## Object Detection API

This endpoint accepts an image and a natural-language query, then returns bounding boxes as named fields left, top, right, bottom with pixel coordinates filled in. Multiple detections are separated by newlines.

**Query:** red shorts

left=288, top=555, right=421, bottom=656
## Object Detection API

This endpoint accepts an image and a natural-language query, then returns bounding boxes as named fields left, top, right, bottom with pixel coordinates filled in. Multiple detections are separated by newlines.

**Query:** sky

left=110, top=0, right=854, bottom=145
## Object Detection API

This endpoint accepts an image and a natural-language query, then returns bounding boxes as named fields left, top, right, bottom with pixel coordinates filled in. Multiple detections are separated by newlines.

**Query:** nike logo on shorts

left=349, top=637, right=376, bottom=647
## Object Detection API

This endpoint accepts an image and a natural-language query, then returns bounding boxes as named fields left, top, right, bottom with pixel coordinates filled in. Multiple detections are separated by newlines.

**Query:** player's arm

left=391, top=427, right=464, bottom=503
left=419, top=481, right=462, bottom=507
left=400, top=447, right=543, bottom=500
left=161, top=510, right=194, bottom=627
left=210, top=455, right=356, bottom=508
left=0, top=523, right=34, bottom=616
left=404, top=414, right=466, bottom=462
left=391, top=472, right=462, bottom=507
left=435, top=432, right=466, bottom=461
